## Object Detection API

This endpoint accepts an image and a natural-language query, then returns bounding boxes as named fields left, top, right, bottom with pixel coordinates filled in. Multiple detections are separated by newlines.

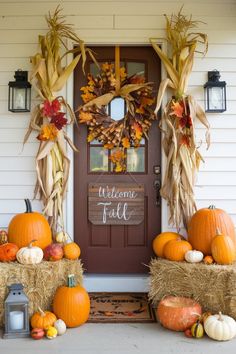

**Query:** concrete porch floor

left=1, top=323, right=236, bottom=354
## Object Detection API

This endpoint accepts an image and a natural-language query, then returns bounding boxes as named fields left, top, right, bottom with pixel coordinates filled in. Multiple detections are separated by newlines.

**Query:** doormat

left=88, top=292, right=156, bottom=323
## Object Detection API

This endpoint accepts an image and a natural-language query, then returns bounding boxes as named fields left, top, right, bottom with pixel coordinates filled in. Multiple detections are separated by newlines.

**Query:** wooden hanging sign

left=88, top=183, right=145, bottom=225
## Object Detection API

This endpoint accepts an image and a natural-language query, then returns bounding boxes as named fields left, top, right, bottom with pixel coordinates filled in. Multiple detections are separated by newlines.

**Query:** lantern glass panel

left=207, top=86, right=225, bottom=111
left=8, top=304, right=27, bottom=331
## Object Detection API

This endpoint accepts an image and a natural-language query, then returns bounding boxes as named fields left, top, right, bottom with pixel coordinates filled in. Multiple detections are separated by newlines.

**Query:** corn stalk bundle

left=24, top=7, right=97, bottom=234
left=150, top=8, right=210, bottom=229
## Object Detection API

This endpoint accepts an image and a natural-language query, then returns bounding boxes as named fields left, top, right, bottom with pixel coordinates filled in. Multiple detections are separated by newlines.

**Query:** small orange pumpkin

left=163, top=238, right=192, bottom=261
left=8, top=199, right=52, bottom=250
left=152, top=232, right=181, bottom=258
left=0, top=243, right=19, bottom=262
left=30, top=308, right=57, bottom=330
left=203, top=255, right=214, bottom=265
left=63, top=242, right=81, bottom=260
left=53, top=274, right=90, bottom=327
left=211, top=229, right=236, bottom=265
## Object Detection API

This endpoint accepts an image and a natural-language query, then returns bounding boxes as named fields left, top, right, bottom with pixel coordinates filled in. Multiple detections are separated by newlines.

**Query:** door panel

left=74, top=46, right=161, bottom=274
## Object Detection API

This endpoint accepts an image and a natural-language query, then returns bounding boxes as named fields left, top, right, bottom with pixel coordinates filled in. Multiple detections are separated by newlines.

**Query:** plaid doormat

left=88, top=292, right=156, bottom=323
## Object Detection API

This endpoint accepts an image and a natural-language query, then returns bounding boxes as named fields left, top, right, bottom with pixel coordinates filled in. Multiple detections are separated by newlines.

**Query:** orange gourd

left=211, top=230, right=236, bottom=265
left=0, top=243, right=19, bottom=262
left=157, top=296, right=202, bottom=331
left=163, top=238, right=192, bottom=261
left=152, top=232, right=181, bottom=258
left=203, top=255, right=214, bottom=265
left=63, top=242, right=81, bottom=260
left=188, top=205, right=236, bottom=255
left=8, top=199, right=52, bottom=250
left=53, top=274, right=90, bottom=328
left=30, top=308, right=57, bottom=330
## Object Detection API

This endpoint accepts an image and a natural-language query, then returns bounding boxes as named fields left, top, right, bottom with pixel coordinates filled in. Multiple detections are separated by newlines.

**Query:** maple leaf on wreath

left=122, top=137, right=131, bottom=148
left=133, top=122, right=143, bottom=140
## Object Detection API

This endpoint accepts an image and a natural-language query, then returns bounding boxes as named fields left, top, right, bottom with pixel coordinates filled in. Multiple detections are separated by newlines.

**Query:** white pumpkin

left=16, top=241, right=43, bottom=265
left=204, top=312, right=236, bottom=341
left=185, top=250, right=204, bottom=263
left=54, top=319, right=67, bottom=335
left=55, top=231, right=69, bottom=244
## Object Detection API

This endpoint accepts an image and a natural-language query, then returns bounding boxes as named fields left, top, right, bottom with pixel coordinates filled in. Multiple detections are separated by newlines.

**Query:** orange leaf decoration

left=141, top=97, right=154, bottom=106
left=119, top=67, right=127, bottom=82
left=170, top=101, right=184, bottom=118
left=133, top=122, right=143, bottom=140
left=136, top=106, right=145, bottom=114
left=79, top=111, right=93, bottom=123
left=37, top=124, right=58, bottom=141
left=122, top=137, right=130, bottom=148
left=104, top=143, right=114, bottom=149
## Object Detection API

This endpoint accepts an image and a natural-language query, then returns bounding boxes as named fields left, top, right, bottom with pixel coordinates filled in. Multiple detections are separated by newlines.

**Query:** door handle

left=153, top=180, right=161, bottom=206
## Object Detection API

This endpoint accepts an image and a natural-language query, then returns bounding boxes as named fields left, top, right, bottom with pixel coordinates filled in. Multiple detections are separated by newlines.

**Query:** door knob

left=153, top=179, right=161, bottom=206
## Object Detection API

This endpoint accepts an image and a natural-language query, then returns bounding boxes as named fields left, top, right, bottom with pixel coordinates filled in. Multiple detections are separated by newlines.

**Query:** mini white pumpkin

left=185, top=250, right=204, bottom=263
left=54, top=319, right=67, bottom=335
left=204, top=312, right=236, bottom=341
left=16, top=241, right=43, bottom=265
left=55, top=231, right=69, bottom=244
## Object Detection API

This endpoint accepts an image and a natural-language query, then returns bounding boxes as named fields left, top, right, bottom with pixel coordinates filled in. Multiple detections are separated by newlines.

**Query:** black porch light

left=204, top=70, right=226, bottom=113
left=8, top=70, right=31, bottom=112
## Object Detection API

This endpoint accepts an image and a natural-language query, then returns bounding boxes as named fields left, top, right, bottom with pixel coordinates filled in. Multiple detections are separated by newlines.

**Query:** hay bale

left=0, top=259, right=83, bottom=327
left=149, top=258, right=236, bottom=319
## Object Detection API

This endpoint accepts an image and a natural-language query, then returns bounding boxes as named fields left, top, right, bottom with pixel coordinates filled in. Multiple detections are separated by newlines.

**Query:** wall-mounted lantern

left=204, top=70, right=226, bottom=113
left=3, top=283, right=30, bottom=339
left=8, top=70, right=31, bottom=112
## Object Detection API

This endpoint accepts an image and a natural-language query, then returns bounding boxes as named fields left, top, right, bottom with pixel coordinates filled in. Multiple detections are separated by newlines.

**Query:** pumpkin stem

left=38, top=307, right=46, bottom=317
left=216, top=228, right=222, bottom=235
left=28, top=240, right=37, bottom=248
left=208, top=205, right=216, bottom=210
left=67, top=274, right=76, bottom=287
left=218, top=311, right=223, bottom=321
left=25, top=199, right=33, bottom=213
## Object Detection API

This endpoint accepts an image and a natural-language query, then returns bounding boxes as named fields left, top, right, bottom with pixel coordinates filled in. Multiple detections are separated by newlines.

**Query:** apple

left=31, top=328, right=45, bottom=340
left=44, top=243, right=63, bottom=261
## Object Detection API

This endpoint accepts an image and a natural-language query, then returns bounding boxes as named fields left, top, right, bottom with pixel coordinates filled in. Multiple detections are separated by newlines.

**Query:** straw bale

left=149, top=258, right=236, bottom=319
left=0, top=259, right=83, bottom=327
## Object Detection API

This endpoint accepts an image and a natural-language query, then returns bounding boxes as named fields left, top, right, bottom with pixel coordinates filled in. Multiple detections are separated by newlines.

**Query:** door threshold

left=83, top=274, right=149, bottom=292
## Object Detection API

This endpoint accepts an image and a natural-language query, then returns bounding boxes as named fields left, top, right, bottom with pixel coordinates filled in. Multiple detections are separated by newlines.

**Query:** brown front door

left=74, top=46, right=161, bottom=274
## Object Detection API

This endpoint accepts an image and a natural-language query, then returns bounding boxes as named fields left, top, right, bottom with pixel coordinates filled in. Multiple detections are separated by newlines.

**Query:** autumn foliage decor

left=24, top=7, right=96, bottom=233
left=77, top=47, right=156, bottom=172
left=150, top=9, right=210, bottom=228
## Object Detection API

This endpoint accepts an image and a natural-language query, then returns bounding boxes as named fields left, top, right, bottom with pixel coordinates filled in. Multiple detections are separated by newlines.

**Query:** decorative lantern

left=8, top=70, right=31, bottom=112
left=3, top=283, right=30, bottom=339
left=204, top=70, right=226, bottom=113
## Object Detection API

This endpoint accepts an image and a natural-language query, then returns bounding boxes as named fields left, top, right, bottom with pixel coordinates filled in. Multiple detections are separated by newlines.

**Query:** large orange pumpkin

left=211, top=230, right=236, bottom=265
left=188, top=205, right=236, bottom=255
left=157, top=296, right=202, bottom=331
left=53, top=274, right=90, bottom=328
left=163, top=238, right=192, bottom=261
left=8, top=199, right=52, bottom=250
left=152, top=232, right=181, bottom=258
left=0, top=243, right=19, bottom=262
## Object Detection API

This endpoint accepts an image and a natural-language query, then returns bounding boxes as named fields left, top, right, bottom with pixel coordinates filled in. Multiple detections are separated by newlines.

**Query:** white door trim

left=65, top=41, right=167, bottom=292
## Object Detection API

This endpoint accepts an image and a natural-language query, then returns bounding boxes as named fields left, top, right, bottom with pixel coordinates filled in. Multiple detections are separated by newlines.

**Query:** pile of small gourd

left=0, top=199, right=80, bottom=265
left=153, top=205, right=236, bottom=265
left=157, top=295, right=236, bottom=341
left=30, top=274, right=90, bottom=340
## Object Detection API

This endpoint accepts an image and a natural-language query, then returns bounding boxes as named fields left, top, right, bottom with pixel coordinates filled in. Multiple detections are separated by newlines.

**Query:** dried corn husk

left=150, top=8, right=210, bottom=229
left=24, top=7, right=96, bottom=234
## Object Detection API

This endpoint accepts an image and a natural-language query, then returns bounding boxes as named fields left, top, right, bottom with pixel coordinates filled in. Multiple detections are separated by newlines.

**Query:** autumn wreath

left=77, top=56, right=156, bottom=171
